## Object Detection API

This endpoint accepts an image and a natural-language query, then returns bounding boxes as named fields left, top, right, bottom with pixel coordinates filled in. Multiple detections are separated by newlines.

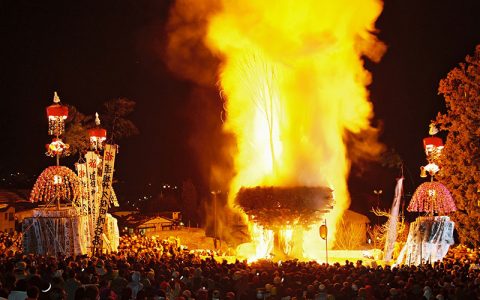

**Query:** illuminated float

left=23, top=92, right=119, bottom=256
left=397, top=124, right=456, bottom=265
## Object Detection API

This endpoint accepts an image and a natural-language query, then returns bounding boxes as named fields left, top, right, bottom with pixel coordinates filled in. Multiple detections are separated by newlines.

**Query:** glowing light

left=30, top=166, right=80, bottom=203
left=88, top=113, right=107, bottom=150
left=204, top=0, right=384, bottom=260
left=424, top=163, right=440, bottom=175
left=53, top=174, right=62, bottom=185
left=46, top=92, right=68, bottom=136
left=408, top=182, right=456, bottom=214
left=46, top=138, right=70, bottom=157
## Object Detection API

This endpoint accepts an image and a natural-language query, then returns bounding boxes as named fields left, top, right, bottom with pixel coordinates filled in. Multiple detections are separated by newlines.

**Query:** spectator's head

left=423, top=286, right=432, bottom=299
left=182, top=290, right=191, bottom=298
left=0, top=288, right=9, bottom=299
left=196, top=288, right=208, bottom=300
left=27, top=286, right=40, bottom=299
left=120, top=287, right=132, bottom=300
left=85, top=285, right=99, bottom=300
left=14, top=279, right=28, bottom=291
left=136, top=290, right=146, bottom=300
left=49, top=287, right=67, bottom=300
left=389, top=288, right=398, bottom=297
left=95, top=260, right=106, bottom=276
left=15, top=261, right=27, bottom=272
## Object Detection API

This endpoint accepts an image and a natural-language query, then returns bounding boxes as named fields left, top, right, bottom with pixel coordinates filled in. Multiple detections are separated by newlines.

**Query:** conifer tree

left=436, top=45, right=480, bottom=247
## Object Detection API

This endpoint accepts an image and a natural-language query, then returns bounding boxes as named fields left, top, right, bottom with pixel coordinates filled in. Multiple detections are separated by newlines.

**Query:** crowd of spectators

left=0, top=232, right=478, bottom=300
left=0, top=232, right=22, bottom=253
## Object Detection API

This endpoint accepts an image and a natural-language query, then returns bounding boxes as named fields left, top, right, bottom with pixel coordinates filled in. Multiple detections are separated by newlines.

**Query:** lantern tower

left=45, top=92, right=70, bottom=164
left=23, top=91, right=92, bottom=257
left=397, top=123, right=456, bottom=265
left=409, top=123, right=456, bottom=214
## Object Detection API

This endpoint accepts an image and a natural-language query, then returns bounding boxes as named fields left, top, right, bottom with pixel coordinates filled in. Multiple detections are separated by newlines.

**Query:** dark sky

left=1, top=0, right=480, bottom=214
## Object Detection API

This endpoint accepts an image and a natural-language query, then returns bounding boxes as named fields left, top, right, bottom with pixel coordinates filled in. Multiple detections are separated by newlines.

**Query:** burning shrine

left=23, top=92, right=119, bottom=256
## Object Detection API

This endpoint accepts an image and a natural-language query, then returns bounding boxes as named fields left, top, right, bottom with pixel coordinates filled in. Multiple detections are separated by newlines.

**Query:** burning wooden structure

left=236, top=186, right=334, bottom=260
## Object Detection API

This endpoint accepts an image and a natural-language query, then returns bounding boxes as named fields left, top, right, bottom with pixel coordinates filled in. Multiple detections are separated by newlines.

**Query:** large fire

left=203, top=0, right=385, bottom=261
left=165, top=0, right=385, bottom=261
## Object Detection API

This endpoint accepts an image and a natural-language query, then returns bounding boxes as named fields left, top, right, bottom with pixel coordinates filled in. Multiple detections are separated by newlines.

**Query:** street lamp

left=373, top=190, right=383, bottom=207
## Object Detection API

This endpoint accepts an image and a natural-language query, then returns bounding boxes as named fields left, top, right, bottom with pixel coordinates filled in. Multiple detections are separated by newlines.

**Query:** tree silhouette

left=101, top=98, right=139, bottom=143
left=436, top=45, right=480, bottom=247
left=63, top=98, right=139, bottom=155
left=63, top=105, right=92, bottom=156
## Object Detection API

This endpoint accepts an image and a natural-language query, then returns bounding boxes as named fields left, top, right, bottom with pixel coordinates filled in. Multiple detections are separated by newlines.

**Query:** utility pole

left=211, top=190, right=220, bottom=249
left=319, top=220, right=328, bottom=265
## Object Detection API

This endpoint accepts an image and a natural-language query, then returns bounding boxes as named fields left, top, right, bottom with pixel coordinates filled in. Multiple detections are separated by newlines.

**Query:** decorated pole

left=397, top=123, right=456, bottom=265
left=92, top=144, right=117, bottom=254
left=411, top=124, right=455, bottom=216
left=44, top=92, right=71, bottom=208
left=46, top=92, right=69, bottom=167
left=419, top=123, right=444, bottom=186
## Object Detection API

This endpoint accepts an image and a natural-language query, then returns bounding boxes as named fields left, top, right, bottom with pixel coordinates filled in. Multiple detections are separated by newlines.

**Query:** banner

left=110, top=188, right=119, bottom=207
left=85, top=152, right=100, bottom=221
left=76, top=163, right=89, bottom=215
left=92, top=144, right=117, bottom=249
left=384, top=177, right=404, bottom=262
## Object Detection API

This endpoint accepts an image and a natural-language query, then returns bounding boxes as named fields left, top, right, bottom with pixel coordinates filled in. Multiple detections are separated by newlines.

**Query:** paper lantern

left=46, top=92, right=68, bottom=136
left=45, top=138, right=70, bottom=157
left=88, top=113, right=107, bottom=150
left=423, top=136, right=444, bottom=157
left=319, top=224, right=328, bottom=240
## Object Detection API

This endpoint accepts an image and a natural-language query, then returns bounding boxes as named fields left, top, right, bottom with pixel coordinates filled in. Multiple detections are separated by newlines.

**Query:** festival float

left=396, top=124, right=456, bottom=265
left=23, top=93, right=119, bottom=256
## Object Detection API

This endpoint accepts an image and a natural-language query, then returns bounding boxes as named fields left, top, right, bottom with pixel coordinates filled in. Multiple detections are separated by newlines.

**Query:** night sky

left=1, top=0, right=480, bottom=215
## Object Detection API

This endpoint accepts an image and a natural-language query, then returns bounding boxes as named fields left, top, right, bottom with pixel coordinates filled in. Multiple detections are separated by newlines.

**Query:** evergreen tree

left=64, top=98, right=139, bottom=154
left=101, top=98, right=139, bottom=143
left=436, top=45, right=480, bottom=247
left=63, top=105, right=91, bottom=156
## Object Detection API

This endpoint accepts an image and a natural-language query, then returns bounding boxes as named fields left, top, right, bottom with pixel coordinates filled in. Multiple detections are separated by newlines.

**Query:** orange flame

left=162, top=0, right=385, bottom=260
left=202, top=0, right=385, bottom=261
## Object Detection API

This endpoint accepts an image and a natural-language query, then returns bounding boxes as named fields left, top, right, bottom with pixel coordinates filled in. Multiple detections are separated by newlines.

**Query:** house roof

left=140, top=216, right=173, bottom=225
left=0, top=203, right=13, bottom=212
left=343, top=209, right=370, bottom=224
left=121, top=214, right=176, bottom=227
left=0, top=189, right=27, bottom=203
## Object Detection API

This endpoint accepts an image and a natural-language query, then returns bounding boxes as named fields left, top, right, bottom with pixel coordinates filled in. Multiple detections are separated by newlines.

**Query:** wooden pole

left=325, top=219, right=328, bottom=265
